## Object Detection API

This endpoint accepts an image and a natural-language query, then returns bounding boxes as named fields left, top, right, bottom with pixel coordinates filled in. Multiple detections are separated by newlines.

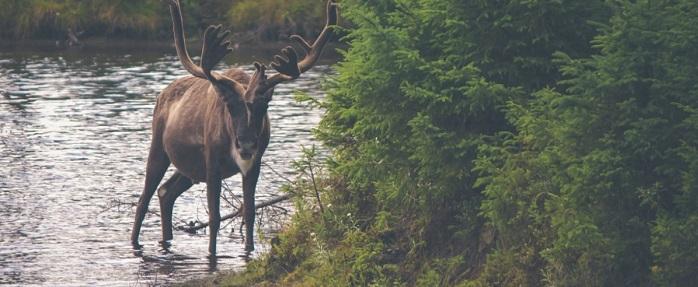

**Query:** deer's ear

left=210, top=77, right=244, bottom=103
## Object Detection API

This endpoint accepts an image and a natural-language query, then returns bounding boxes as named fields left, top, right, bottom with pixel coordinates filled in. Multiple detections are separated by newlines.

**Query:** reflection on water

left=0, top=50, right=330, bottom=286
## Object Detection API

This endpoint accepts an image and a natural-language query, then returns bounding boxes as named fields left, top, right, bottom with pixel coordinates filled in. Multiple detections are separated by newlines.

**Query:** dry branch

left=177, top=194, right=293, bottom=233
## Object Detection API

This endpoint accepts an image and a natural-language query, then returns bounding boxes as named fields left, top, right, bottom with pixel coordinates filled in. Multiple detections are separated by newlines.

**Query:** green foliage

left=0, top=0, right=326, bottom=40
left=212, top=0, right=698, bottom=286
left=477, top=0, right=698, bottom=285
left=0, top=0, right=169, bottom=38
left=311, top=0, right=609, bottom=285
left=228, top=0, right=325, bottom=41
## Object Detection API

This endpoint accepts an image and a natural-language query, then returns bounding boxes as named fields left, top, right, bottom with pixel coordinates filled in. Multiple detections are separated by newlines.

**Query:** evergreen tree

left=478, top=0, right=698, bottom=285
left=314, top=0, right=609, bottom=284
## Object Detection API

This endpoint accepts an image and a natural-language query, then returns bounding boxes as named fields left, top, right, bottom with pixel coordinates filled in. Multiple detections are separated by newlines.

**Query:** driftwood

left=177, top=194, right=292, bottom=234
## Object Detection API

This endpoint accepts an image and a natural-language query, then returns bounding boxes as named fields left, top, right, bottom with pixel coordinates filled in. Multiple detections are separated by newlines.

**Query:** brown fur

left=130, top=0, right=337, bottom=255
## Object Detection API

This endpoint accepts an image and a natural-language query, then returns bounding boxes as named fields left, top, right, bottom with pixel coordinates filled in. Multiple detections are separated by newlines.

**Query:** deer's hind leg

left=131, top=138, right=170, bottom=248
left=158, top=171, right=193, bottom=242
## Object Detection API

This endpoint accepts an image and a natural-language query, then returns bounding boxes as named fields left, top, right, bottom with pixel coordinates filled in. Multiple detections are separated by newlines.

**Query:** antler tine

left=200, top=24, right=233, bottom=79
left=263, top=47, right=300, bottom=87
left=167, top=0, right=206, bottom=78
left=294, top=0, right=338, bottom=73
left=201, top=25, right=246, bottom=96
left=247, top=61, right=269, bottom=93
left=166, top=0, right=245, bottom=96
left=263, top=0, right=338, bottom=90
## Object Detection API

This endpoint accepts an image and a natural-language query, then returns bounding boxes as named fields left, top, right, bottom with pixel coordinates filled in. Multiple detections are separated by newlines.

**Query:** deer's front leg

left=205, top=158, right=222, bottom=256
left=242, top=159, right=262, bottom=251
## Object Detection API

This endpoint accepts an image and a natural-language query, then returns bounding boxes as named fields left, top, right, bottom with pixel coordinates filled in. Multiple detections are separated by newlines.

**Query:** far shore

left=0, top=38, right=344, bottom=65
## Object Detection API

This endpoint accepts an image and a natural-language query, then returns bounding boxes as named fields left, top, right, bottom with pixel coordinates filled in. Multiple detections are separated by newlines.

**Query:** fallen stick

left=178, top=193, right=293, bottom=233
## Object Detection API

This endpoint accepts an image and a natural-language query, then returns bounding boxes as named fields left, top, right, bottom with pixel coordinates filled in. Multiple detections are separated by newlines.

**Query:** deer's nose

left=237, top=141, right=257, bottom=160
left=236, top=140, right=258, bottom=153
left=239, top=141, right=257, bottom=151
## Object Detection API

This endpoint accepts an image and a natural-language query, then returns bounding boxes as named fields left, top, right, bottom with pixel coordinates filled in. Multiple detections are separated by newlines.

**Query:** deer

left=130, top=0, right=338, bottom=255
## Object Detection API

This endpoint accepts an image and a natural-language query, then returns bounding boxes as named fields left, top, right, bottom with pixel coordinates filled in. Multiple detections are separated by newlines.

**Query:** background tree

left=230, top=0, right=698, bottom=286
left=296, top=0, right=610, bottom=285
left=478, top=0, right=698, bottom=285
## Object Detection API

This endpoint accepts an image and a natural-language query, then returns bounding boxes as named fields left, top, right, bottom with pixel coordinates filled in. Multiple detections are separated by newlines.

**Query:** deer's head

left=166, top=0, right=337, bottom=166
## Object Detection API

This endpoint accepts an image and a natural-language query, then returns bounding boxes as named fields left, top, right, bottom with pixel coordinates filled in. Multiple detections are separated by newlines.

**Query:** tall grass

left=0, top=0, right=326, bottom=41
left=228, top=0, right=325, bottom=40
left=0, top=0, right=166, bottom=39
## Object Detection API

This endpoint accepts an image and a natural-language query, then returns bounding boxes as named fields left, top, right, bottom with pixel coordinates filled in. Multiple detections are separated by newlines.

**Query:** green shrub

left=220, top=0, right=698, bottom=285
left=478, top=0, right=698, bottom=285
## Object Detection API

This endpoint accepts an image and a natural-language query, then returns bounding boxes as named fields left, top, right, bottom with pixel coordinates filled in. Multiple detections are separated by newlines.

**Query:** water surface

left=0, top=49, right=330, bottom=286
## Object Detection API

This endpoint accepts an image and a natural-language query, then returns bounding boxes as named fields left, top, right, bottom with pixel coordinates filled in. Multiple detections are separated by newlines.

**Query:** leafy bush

left=206, top=0, right=698, bottom=285
left=478, top=0, right=698, bottom=285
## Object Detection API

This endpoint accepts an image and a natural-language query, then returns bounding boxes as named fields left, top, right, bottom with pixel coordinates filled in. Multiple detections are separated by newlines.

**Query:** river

left=0, top=47, right=332, bottom=286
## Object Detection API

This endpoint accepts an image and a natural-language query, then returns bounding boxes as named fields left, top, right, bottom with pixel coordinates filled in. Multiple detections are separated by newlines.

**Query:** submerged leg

left=206, top=177, right=222, bottom=256
left=242, top=161, right=261, bottom=251
left=157, top=171, right=194, bottom=242
left=205, top=155, right=223, bottom=256
left=131, top=142, right=170, bottom=248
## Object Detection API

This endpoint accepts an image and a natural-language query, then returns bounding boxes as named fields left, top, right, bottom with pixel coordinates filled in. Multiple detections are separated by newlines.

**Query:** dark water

left=0, top=50, right=330, bottom=286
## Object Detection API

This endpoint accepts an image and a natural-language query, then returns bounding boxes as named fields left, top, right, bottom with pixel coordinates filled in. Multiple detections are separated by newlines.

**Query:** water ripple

left=0, top=52, right=330, bottom=286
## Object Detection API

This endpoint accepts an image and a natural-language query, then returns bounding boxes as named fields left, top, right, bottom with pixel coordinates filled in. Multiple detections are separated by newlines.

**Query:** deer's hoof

left=131, top=241, right=143, bottom=250
left=159, top=240, right=172, bottom=249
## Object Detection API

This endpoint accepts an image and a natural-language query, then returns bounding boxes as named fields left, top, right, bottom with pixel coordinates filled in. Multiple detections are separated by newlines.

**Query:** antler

left=262, top=0, right=339, bottom=90
left=200, top=25, right=232, bottom=80
left=167, top=0, right=245, bottom=95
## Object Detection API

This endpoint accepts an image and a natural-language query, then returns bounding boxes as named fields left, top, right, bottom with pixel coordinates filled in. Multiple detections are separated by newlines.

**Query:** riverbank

left=173, top=270, right=255, bottom=287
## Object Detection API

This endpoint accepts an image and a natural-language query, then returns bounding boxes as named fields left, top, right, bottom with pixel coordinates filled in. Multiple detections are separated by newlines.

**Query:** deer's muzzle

left=236, top=140, right=257, bottom=160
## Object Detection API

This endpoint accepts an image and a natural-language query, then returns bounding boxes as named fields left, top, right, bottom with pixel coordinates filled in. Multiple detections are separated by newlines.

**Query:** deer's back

left=154, top=68, right=251, bottom=116
left=152, top=68, right=253, bottom=182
